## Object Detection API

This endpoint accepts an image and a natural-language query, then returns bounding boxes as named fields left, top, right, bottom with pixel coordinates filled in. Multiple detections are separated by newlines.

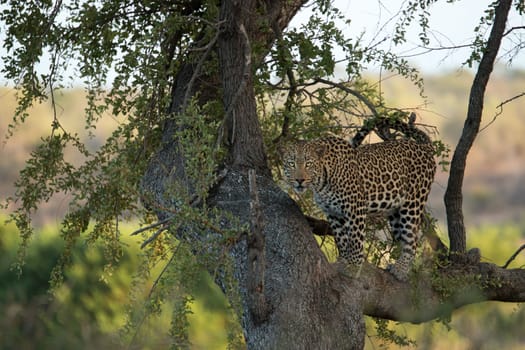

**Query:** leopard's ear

left=276, top=137, right=296, bottom=155
left=314, top=143, right=327, bottom=158
left=276, top=140, right=288, bottom=156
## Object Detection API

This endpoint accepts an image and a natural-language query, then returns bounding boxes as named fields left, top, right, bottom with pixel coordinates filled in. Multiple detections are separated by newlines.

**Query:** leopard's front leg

left=328, top=212, right=366, bottom=277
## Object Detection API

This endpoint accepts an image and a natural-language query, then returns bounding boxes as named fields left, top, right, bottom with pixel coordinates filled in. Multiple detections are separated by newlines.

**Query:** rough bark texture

left=444, top=0, right=512, bottom=255
left=210, top=171, right=366, bottom=348
left=304, top=216, right=525, bottom=323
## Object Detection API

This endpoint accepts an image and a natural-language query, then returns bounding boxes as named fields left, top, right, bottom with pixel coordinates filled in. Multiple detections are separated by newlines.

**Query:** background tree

left=1, top=0, right=525, bottom=348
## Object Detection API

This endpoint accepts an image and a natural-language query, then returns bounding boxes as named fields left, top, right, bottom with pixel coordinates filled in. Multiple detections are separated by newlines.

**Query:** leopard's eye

left=305, top=160, right=313, bottom=168
left=287, top=161, right=295, bottom=168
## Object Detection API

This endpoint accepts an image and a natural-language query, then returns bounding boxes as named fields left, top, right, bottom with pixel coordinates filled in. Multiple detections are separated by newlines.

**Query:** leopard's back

left=317, top=138, right=435, bottom=216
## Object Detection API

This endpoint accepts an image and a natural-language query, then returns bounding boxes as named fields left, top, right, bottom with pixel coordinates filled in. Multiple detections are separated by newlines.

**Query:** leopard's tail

left=351, top=113, right=432, bottom=148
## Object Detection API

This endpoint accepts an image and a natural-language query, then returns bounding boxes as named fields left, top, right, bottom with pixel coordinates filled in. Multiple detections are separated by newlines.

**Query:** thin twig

left=140, top=226, right=169, bottom=248
left=127, top=250, right=177, bottom=350
left=480, top=92, right=525, bottom=133
left=130, top=217, right=172, bottom=236
left=313, top=77, right=380, bottom=119
left=415, top=43, right=473, bottom=52
left=503, top=25, right=525, bottom=37
left=502, top=244, right=525, bottom=269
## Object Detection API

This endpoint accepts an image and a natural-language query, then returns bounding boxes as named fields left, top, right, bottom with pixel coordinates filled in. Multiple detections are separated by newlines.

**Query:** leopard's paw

left=336, top=258, right=362, bottom=279
left=386, top=263, right=409, bottom=282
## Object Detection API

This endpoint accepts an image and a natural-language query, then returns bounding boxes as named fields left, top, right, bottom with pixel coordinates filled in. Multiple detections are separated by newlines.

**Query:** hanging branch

left=130, top=217, right=172, bottom=236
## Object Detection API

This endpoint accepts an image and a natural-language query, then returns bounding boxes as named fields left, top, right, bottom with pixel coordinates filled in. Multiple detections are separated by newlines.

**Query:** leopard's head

left=280, top=140, right=326, bottom=193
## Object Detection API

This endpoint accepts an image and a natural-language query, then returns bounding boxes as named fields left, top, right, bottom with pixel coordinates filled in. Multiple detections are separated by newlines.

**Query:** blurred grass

left=0, top=217, right=234, bottom=349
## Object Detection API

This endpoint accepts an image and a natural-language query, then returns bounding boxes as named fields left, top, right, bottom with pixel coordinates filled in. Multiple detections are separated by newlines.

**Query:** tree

left=2, top=0, right=525, bottom=348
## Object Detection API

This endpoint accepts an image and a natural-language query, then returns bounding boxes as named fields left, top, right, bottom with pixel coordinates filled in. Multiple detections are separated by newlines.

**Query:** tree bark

left=214, top=1, right=366, bottom=347
left=444, top=0, right=512, bottom=255
left=211, top=171, right=366, bottom=348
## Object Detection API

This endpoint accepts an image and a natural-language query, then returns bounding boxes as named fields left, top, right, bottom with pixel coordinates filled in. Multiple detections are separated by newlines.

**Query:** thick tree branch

left=357, top=261, right=525, bottom=323
left=444, top=0, right=512, bottom=255
left=218, top=0, right=269, bottom=173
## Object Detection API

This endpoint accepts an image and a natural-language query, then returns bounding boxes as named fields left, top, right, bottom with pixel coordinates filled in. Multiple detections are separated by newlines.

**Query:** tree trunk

left=217, top=0, right=269, bottom=174
left=213, top=1, right=366, bottom=347
left=444, top=0, right=512, bottom=256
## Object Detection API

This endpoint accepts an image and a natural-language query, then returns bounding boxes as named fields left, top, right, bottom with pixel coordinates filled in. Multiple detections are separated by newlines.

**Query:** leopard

left=280, top=124, right=436, bottom=281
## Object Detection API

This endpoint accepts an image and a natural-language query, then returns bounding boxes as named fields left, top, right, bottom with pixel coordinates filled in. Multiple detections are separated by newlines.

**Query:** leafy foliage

left=1, top=0, right=238, bottom=346
left=258, top=2, right=425, bottom=157
left=371, top=318, right=417, bottom=348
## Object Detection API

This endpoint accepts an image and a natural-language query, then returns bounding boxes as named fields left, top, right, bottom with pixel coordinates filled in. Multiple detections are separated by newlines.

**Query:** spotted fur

left=281, top=136, right=436, bottom=280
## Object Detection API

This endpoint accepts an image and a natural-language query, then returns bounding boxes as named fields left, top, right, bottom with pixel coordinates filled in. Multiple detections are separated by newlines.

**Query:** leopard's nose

left=295, top=178, right=305, bottom=185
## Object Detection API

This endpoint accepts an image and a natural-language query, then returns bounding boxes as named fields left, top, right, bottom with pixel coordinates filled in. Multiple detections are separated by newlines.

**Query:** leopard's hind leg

left=387, top=203, right=421, bottom=281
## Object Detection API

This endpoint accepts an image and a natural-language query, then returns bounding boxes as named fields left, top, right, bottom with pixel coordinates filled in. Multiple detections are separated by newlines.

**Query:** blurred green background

left=1, top=68, right=525, bottom=349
